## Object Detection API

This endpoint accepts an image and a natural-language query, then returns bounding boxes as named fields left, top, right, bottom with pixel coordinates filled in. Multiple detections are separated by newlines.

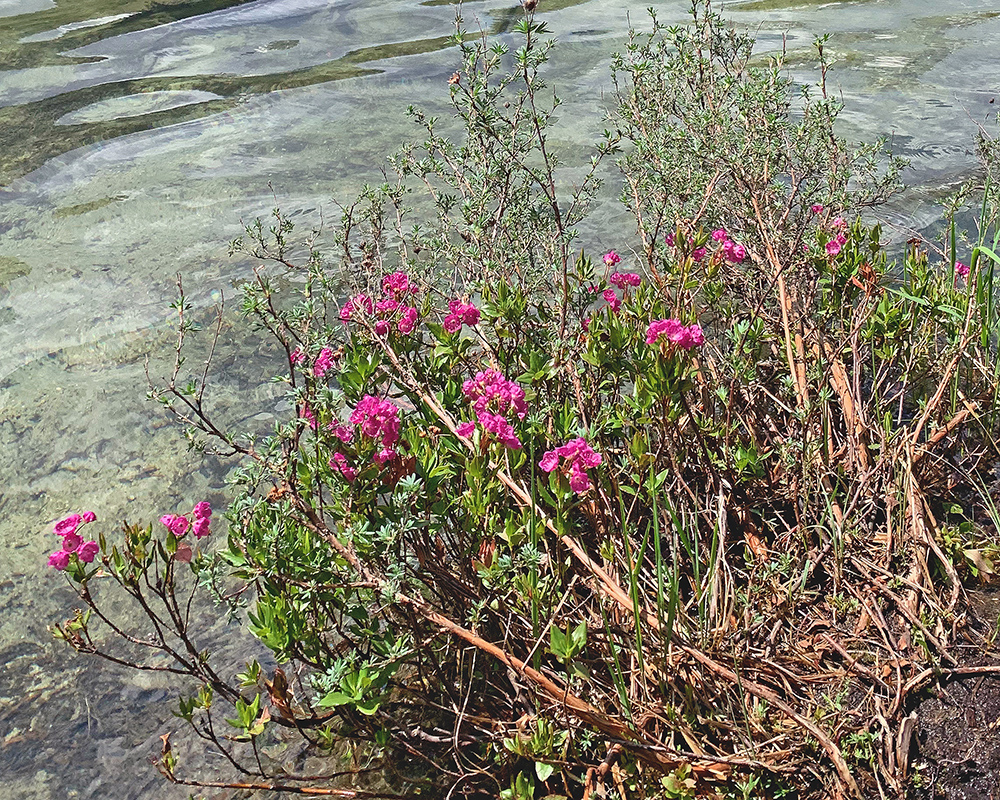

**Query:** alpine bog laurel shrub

left=47, top=4, right=1000, bottom=799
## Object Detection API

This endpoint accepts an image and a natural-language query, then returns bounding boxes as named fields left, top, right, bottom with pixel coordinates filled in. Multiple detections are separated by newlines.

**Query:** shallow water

left=1, top=0, right=999, bottom=797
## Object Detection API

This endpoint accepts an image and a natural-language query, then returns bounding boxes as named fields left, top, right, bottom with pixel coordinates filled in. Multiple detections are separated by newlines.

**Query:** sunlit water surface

left=1, top=0, right=999, bottom=797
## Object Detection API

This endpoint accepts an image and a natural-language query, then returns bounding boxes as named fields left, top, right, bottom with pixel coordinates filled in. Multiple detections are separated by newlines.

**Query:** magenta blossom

left=646, top=319, right=704, bottom=350
left=478, top=412, right=521, bottom=449
left=62, top=531, right=83, bottom=553
left=603, top=250, right=622, bottom=267
left=956, top=261, right=970, bottom=278
left=81, top=511, right=97, bottom=524
left=160, top=514, right=189, bottom=537
left=291, top=347, right=306, bottom=365
left=313, top=347, right=335, bottom=378
left=398, top=306, right=419, bottom=333
left=609, top=272, right=641, bottom=289
left=330, top=453, right=357, bottom=482
left=456, top=421, right=476, bottom=437
left=48, top=550, right=71, bottom=571
left=340, top=294, right=374, bottom=321
left=826, top=240, right=842, bottom=257
left=602, top=288, right=621, bottom=313
left=723, top=240, right=746, bottom=264
left=192, top=518, right=211, bottom=539
left=382, top=272, right=417, bottom=298
left=193, top=501, right=212, bottom=520
left=811, top=204, right=824, bottom=214
left=665, top=232, right=676, bottom=247
left=54, top=514, right=81, bottom=537
left=462, top=370, right=527, bottom=420
left=444, top=299, right=480, bottom=333
left=77, top=541, right=99, bottom=563
left=692, top=247, right=707, bottom=263
left=350, top=396, right=401, bottom=461
left=711, top=228, right=727, bottom=242
left=539, top=438, right=603, bottom=494
left=329, top=422, right=353, bottom=443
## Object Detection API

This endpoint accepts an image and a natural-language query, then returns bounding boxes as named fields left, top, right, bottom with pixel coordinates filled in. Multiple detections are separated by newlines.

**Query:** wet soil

left=910, top=591, right=1000, bottom=800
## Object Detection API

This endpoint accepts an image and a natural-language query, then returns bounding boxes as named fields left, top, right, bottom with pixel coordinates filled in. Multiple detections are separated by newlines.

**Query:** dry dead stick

left=393, top=593, right=680, bottom=772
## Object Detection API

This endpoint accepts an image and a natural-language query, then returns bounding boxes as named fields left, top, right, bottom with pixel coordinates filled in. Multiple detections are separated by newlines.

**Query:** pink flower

left=350, top=395, right=401, bottom=457
left=456, top=421, right=476, bottom=437
left=340, top=294, right=373, bottom=321
left=330, top=453, right=357, bottom=482
left=160, top=514, right=189, bottom=537
left=811, top=204, right=824, bottom=214
left=444, top=299, right=480, bottom=332
left=609, top=272, right=641, bottom=289
left=665, top=232, right=676, bottom=247
left=602, top=288, right=621, bottom=313
left=462, top=370, right=527, bottom=420
left=825, top=240, right=842, bottom=257
left=956, top=261, right=970, bottom=278
left=193, top=501, right=212, bottom=520
left=48, top=550, right=70, bottom=570
left=478, top=412, right=521, bottom=449
left=539, top=450, right=559, bottom=472
left=313, top=347, right=335, bottom=378
left=711, top=228, right=727, bottom=242
left=646, top=319, right=704, bottom=351
left=692, top=247, right=707, bottom=263
left=81, top=511, right=97, bottom=524
left=645, top=318, right=684, bottom=345
left=328, top=422, right=353, bottom=443
left=374, top=320, right=390, bottom=336
left=62, top=531, right=83, bottom=553
left=581, top=317, right=591, bottom=332
left=77, top=541, right=99, bottom=563
left=383, top=272, right=417, bottom=298
left=398, top=306, right=419, bottom=333
left=54, top=514, right=81, bottom=537
left=302, top=403, right=318, bottom=430
left=192, top=517, right=211, bottom=539
left=539, top=437, right=602, bottom=494
left=603, top=250, right=622, bottom=267
left=375, top=297, right=400, bottom=315
left=835, top=233, right=847, bottom=247
left=291, top=347, right=306, bottom=364
left=833, top=216, right=847, bottom=229
left=680, top=323, right=705, bottom=349
left=373, top=448, right=396, bottom=465
left=723, top=240, right=746, bottom=264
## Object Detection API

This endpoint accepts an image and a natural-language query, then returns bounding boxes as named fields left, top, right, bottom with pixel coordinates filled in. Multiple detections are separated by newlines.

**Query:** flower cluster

left=160, top=500, right=213, bottom=540
left=956, top=260, right=970, bottom=278
left=645, top=318, right=705, bottom=350
left=539, top=438, right=603, bottom=494
left=340, top=272, right=420, bottom=335
left=350, top=395, right=401, bottom=464
left=330, top=452, right=357, bottom=482
left=444, top=299, right=480, bottom=333
left=458, top=369, right=527, bottom=449
left=48, top=512, right=99, bottom=570
left=609, top=271, right=641, bottom=289
left=711, top=228, right=746, bottom=263
left=313, top=347, right=335, bottom=378
left=825, top=217, right=849, bottom=257
left=603, top=250, right=621, bottom=267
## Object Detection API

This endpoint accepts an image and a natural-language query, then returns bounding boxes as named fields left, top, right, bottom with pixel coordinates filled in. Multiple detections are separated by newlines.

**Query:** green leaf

left=318, top=691, right=354, bottom=708
left=535, top=762, right=555, bottom=781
